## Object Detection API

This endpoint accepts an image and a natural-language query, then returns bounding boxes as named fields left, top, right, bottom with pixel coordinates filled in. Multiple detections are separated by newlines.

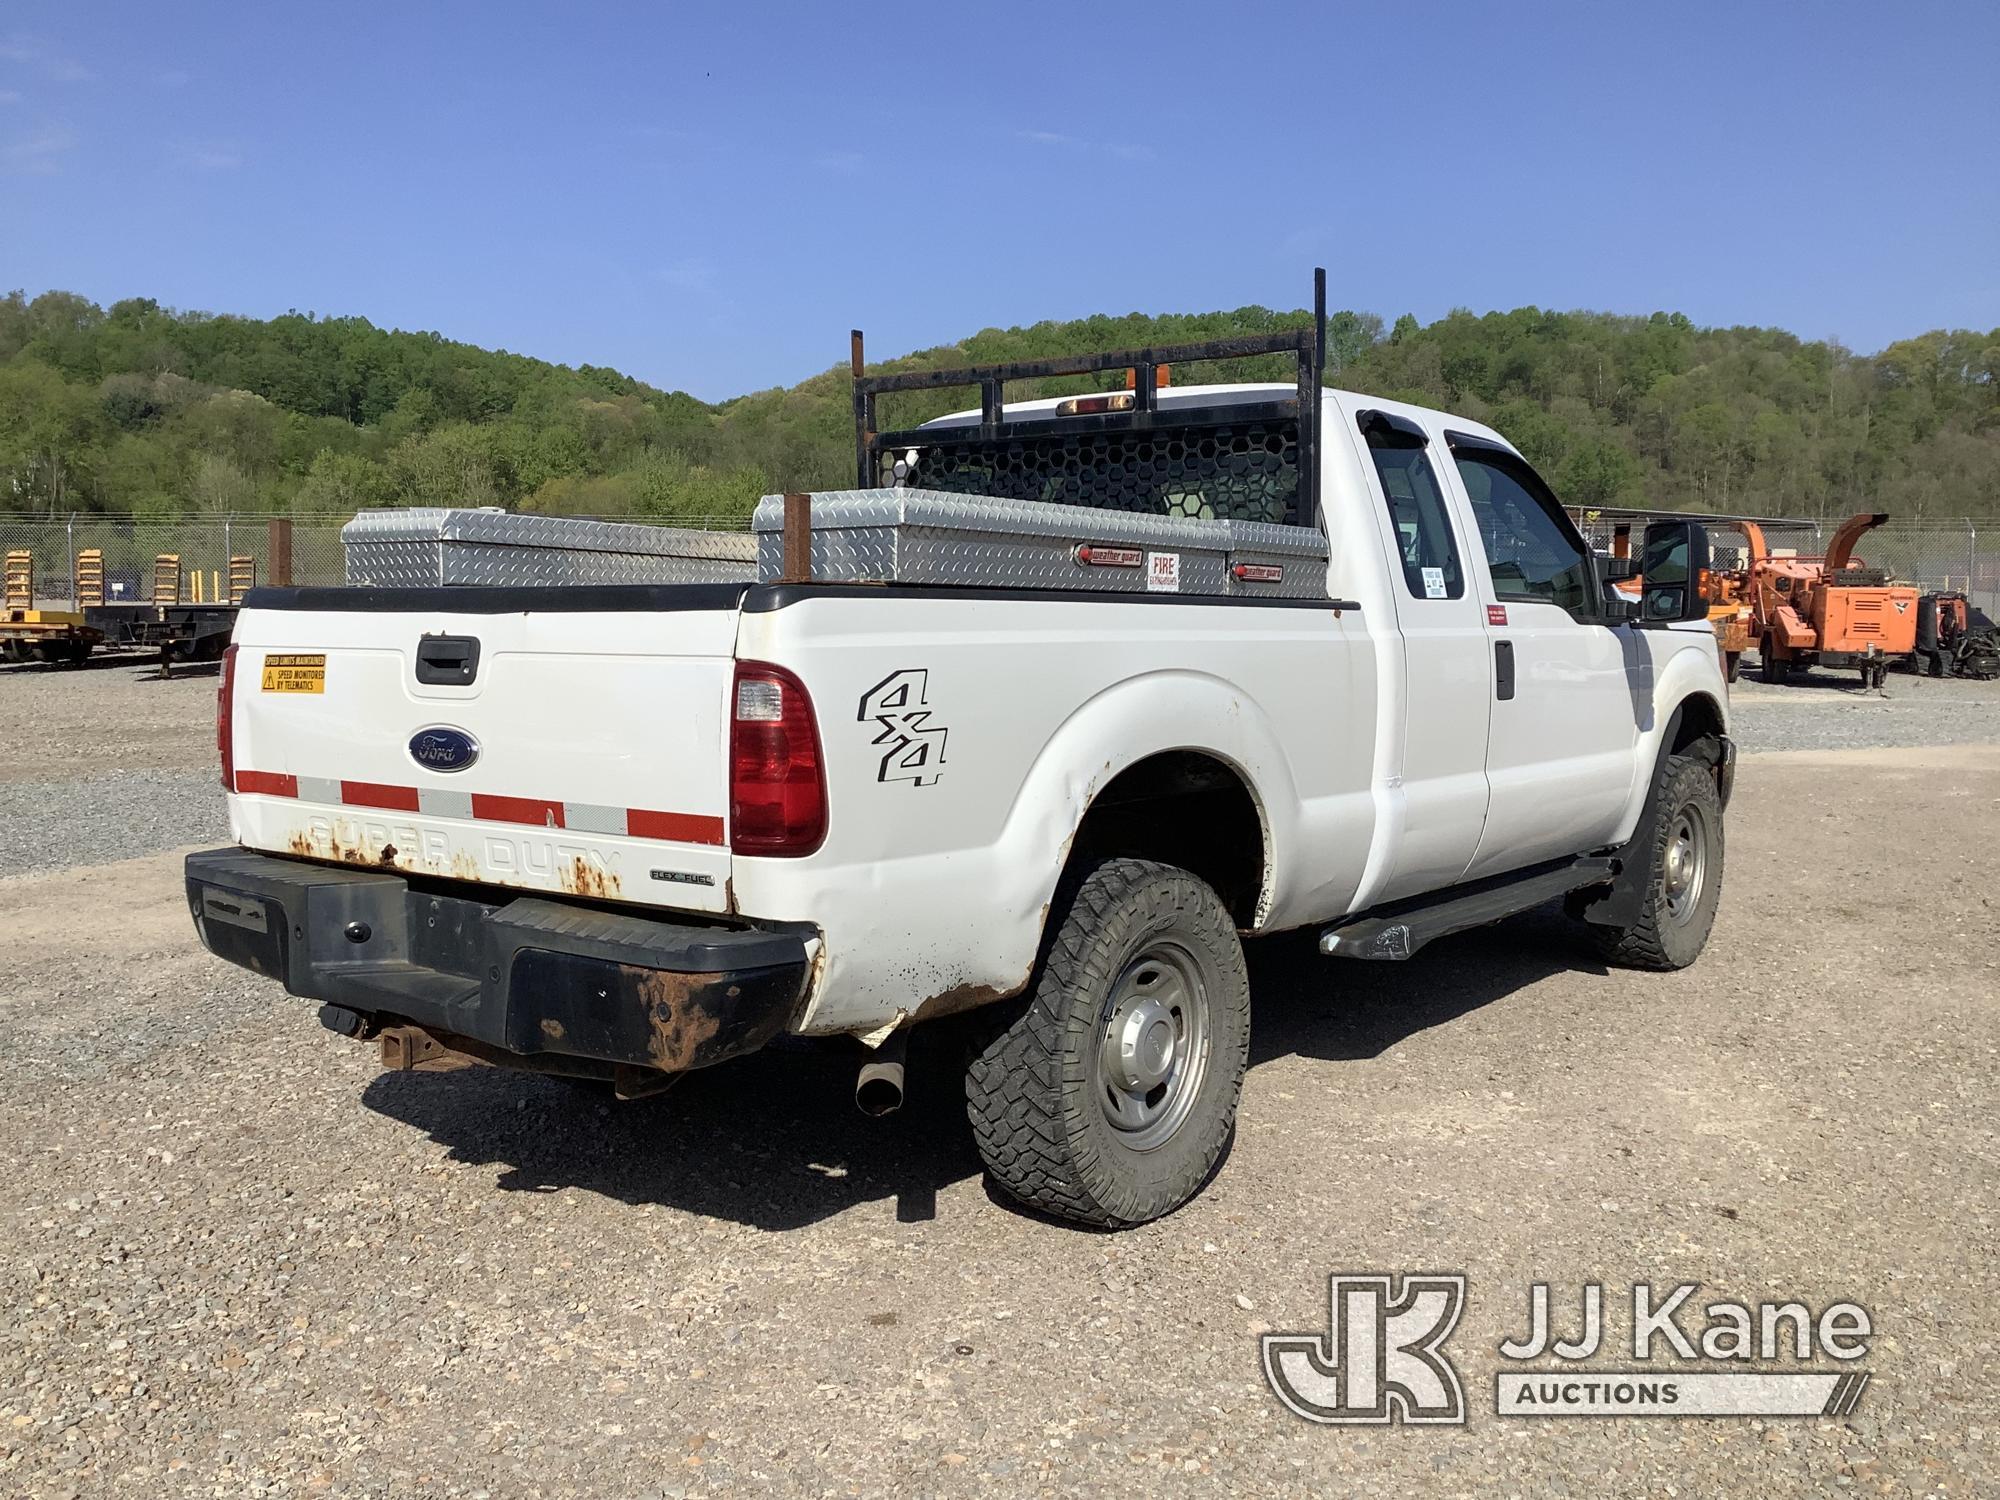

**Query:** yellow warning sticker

left=261, top=653, right=326, bottom=693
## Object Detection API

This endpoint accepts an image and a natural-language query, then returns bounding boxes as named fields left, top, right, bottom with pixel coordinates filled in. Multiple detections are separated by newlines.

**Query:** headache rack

left=850, top=269, right=1329, bottom=530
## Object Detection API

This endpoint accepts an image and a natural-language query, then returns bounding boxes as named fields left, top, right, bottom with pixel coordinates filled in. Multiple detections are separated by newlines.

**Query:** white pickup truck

left=188, top=297, right=1733, bottom=1227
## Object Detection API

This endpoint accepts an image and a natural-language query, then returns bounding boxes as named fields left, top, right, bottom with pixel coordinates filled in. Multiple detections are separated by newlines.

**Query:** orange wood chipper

left=1741, top=513, right=1917, bottom=687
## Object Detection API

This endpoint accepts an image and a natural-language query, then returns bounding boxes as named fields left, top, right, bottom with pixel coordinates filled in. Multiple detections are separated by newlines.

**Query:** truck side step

left=1319, top=855, right=1619, bottom=961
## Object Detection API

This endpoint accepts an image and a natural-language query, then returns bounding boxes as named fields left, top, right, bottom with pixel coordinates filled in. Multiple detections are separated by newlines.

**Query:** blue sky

left=4, top=1, right=1996, bottom=402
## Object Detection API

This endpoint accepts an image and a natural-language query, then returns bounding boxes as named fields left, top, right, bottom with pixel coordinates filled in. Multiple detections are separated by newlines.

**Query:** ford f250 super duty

left=187, top=275, right=1733, bottom=1227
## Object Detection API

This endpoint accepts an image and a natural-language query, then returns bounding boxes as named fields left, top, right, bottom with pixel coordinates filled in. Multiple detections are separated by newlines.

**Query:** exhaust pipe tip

left=854, top=1031, right=908, bottom=1117
left=855, top=1060, right=905, bottom=1117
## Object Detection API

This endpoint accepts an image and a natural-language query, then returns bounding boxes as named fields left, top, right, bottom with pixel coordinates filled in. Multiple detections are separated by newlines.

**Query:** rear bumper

left=186, top=848, right=809, bottom=1075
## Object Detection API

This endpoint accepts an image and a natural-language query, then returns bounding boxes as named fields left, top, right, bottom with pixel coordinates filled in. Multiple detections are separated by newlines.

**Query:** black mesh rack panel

left=883, top=415, right=1302, bottom=526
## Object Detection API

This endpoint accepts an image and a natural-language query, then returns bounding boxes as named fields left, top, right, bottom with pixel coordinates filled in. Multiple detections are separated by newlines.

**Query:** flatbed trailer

left=4, top=542, right=263, bottom=673
left=0, top=608, right=105, bottom=665
left=83, top=601, right=239, bottom=675
left=2, top=549, right=103, bottom=664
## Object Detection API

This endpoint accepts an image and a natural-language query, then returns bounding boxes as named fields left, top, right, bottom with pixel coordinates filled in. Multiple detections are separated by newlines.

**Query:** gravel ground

left=1728, top=669, right=2000, bottom=753
left=0, top=659, right=227, bottom=874
left=2, top=660, right=1997, bottom=1497
left=0, top=656, right=221, bottom=784
left=0, top=771, right=225, bottom=876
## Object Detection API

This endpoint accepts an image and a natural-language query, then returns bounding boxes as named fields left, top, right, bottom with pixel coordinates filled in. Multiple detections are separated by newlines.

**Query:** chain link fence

left=6, top=508, right=1996, bottom=619
left=0, top=512, right=763, bottom=608
left=1, top=514, right=348, bottom=607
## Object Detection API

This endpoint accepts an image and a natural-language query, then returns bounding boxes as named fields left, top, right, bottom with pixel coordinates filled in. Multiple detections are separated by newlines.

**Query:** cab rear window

left=1360, top=415, right=1463, bottom=601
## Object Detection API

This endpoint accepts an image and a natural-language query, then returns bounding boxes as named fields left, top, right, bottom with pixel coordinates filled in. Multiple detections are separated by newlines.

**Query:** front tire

left=966, top=858, right=1250, bottom=1228
left=1592, top=751, right=1725, bottom=971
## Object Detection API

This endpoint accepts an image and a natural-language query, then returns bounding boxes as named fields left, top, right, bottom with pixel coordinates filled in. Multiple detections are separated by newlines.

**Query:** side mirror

left=1636, top=519, right=1713, bottom=626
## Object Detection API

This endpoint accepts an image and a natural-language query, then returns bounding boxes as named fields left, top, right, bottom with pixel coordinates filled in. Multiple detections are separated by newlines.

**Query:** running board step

left=1319, top=856, right=1620, bottom=961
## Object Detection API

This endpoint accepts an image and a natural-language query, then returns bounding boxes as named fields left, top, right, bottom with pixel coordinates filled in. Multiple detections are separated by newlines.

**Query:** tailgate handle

left=415, top=634, right=481, bottom=686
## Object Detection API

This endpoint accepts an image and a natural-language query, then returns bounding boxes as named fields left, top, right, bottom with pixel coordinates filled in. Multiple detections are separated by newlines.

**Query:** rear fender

left=993, top=669, right=1296, bottom=932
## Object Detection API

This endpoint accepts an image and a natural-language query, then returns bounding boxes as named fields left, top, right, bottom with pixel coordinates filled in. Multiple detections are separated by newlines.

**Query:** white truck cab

left=189, top=278, right=1731, bottom=1227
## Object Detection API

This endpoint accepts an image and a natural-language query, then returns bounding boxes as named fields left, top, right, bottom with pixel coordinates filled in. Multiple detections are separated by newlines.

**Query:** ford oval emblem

left=409, top=726, right=480, bottom=773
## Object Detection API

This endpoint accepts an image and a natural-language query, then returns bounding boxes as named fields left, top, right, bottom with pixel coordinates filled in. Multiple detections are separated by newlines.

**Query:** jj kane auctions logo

left=1263, top=1275, right=1873, bottom=1424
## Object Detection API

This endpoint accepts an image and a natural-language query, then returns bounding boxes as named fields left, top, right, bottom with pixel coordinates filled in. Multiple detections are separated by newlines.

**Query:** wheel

left=965, top=858, right=1251, bottom=1228
left=1591, top=751, right=1725, bottom=971
left=1929, top=649, right=1948, bottom=678
left=1724, top=651, right=1741, bottom=684
left=1759, top=641, right=1785, bottom=684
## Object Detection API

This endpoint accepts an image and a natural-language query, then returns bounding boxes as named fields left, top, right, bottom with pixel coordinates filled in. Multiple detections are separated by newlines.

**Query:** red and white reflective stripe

left=231, top=770, right=725, bottom=846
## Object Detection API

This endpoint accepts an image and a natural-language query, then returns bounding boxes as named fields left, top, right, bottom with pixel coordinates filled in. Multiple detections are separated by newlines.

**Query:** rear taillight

left=217, top=644, right=238, bottom=790
left=729, top=662, right=826, bottom=855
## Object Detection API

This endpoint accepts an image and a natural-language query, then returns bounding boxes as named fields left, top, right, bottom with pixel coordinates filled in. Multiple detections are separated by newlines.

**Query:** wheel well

left=1669, top=692, right=1725, bottom=757
left=1065, top=752, right=1266, bottom=927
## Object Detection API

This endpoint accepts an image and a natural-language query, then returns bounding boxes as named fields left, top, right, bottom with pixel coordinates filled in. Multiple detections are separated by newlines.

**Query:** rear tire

left=1724, top=651, right=1741, bottom=684
left=966, top=858, right=1250, bottom=1228
left=1760, top=642, right=1785, bottom=684
left=1591, top=751, right=1724, bottom=971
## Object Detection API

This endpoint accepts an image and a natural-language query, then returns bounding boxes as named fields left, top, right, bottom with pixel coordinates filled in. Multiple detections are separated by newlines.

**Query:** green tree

left=2, top=286, right=1996, bottom=526
left=0, top=360, right=104, bottom=512
left=294, top=448, right=393, bottom=513
left=188, top=453, right=258, bottom=514
left=388, top=424, right=500, bottom=508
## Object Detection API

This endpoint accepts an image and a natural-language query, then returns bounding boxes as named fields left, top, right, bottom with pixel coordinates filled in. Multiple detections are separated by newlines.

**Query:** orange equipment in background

left=1741, top=512, right=1918, bottom=687
left=1707, top=573, right=1755, bottom=684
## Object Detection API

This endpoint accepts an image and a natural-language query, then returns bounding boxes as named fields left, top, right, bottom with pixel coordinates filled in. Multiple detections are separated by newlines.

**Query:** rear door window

left=1359, top=411, right=1463, bottom=601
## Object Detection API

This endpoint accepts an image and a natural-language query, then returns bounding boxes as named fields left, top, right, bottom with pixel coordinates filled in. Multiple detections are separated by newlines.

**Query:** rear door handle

left=1494, top=639, right=1515, bottom=701
left=415, top=634, right=481, bottom=686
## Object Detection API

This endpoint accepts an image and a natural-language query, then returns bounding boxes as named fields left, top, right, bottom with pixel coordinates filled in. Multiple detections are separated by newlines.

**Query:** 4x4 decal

left=858, top=669, right=948, bottom=786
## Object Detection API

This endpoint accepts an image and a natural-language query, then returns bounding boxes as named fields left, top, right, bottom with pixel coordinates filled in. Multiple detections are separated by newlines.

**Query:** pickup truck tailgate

left=226, top=589, right=741, bottom=914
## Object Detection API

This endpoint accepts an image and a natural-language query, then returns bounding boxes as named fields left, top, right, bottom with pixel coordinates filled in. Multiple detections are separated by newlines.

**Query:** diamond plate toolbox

left=341, top=508, right=758, bottom=588
left=749, top=490, right=1329, bottom=597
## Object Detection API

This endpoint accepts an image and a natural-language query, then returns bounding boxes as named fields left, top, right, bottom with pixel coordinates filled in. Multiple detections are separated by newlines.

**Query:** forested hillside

left=3, top=289, right=1994, bottom=524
